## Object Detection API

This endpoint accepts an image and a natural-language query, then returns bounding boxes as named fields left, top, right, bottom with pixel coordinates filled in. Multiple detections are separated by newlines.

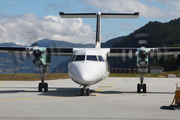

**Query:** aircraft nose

left=78, top=71, right=90, bottom=81
left=68, top=62, right=102, bottom=85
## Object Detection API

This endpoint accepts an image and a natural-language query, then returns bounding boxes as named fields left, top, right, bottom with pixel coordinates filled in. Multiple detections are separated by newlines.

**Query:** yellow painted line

left=95, top=83, right=113, bottom=92
left=0, top=97, right=68, bottom=101
left=93, top=78, right=122, bottom=96
left=0, top=83, right=5, bottom=85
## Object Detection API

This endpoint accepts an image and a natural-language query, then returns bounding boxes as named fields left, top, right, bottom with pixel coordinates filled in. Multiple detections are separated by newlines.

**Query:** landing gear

left=137, top=73, right=147, bottom=93
left=38, top=66, right=48, bottom=92
left=81, top=86, right=90, bottom=96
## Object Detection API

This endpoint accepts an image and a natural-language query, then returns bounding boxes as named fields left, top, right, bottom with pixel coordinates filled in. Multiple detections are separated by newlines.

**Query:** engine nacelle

left=137, top=48, right=148, bottom=68
left=32, top=47, right=51, bottom=69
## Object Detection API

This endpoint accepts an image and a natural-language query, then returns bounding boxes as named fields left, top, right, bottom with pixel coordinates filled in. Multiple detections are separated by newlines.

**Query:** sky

left=0, top=0, right=180, bottom=45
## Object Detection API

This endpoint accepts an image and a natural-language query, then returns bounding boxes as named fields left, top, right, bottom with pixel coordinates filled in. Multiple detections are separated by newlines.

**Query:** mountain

left=0, top=39, right=94, bottom=74
left=0, top=42, right=23, bottom=47
left=101, top=36, right=124, bottom=48
left=31, top=39, right=94, bottom=48
left=111, top=18, right=180, bottom=71
left=112, top=18, right=180, bottom=48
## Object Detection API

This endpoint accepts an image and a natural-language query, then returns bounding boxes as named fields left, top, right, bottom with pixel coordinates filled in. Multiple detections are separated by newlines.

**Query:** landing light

left=138, top=60, right=147, bottom=66
left=33, top=59, right=42, bottom=66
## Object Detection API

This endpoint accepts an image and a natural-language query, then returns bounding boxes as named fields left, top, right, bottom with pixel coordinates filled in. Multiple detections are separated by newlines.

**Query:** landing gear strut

left=81, top=86, right=90, bottom=96
left=137, top=73, right=146, bottom=93
left=38, top=66, right=48, bottom=92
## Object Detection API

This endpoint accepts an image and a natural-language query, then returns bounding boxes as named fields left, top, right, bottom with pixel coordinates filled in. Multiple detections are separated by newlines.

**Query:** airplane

left=0, top=12, right=180, bottom=96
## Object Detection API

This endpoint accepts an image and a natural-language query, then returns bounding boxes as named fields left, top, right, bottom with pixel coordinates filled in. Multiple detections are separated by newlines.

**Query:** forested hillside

left=112, top=18, right=180, bottom=47
left=111, top=18, right=180, bottom=71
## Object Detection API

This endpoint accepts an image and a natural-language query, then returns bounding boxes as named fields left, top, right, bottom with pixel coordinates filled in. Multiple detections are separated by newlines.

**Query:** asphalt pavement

left=0, top=77, right=180, bottom=120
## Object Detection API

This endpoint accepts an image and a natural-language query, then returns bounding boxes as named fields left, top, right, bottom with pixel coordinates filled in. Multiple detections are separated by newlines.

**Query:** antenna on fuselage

left=59, top=12, right=139, bottom=48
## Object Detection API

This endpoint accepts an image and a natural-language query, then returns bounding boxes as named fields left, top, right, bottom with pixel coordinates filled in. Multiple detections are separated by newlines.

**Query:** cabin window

left=87, top=55, right=98, bottom=61
left=73, top=55, right=85, bottom=61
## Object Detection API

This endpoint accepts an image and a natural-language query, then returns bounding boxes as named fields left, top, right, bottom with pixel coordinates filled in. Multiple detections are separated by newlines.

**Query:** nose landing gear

left=81, top=86, right=90, bottom=96
left=137, top=73, right=146, bottom=93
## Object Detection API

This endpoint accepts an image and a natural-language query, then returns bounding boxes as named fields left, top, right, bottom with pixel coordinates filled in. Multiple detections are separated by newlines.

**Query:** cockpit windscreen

left=87, top=55, right=97, bottom=61
left=73, top=55, right=85, bottom=61
left=72, top=55, right=104, bottom=62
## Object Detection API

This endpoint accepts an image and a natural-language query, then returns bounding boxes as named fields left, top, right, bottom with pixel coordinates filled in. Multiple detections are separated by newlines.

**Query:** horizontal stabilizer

left=59, top=12, right=139, bottom=18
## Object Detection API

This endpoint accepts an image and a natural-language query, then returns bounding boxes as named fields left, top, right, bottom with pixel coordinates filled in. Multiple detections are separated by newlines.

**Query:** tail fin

left=59, top=12, right=139, bottom=48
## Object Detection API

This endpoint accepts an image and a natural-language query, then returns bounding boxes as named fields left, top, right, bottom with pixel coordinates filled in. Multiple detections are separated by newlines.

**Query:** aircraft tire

left=44, top=83, right=48, bottom=92
left=86, top=88, right=90, bottom=96
left=81, top=88, right=84, bottom=96
left=137, top=83, right=141, bottom=93
left=38, top=83, right=43, bottom=92
left=143, top=84, right=146, bottom=93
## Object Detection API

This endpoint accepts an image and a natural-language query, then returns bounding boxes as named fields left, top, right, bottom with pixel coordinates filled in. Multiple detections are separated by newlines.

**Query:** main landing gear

left=137, top=73, right=146, bottom=93
left=38, top=66, right=48, bottom=92
left=81, top=86, right=90, bottom=96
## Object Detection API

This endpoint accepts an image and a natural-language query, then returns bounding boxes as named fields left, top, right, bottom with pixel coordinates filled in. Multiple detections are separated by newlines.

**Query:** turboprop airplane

left=0, top=12, right=180, bottom=96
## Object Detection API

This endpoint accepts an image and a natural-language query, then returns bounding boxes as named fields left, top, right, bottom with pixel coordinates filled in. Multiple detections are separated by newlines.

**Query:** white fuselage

left=68, top=48, right=110, bottom=86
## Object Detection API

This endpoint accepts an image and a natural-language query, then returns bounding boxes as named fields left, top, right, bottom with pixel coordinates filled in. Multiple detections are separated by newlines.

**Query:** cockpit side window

left=87, top=55, right=97, bottom=61
left=71, top=55, right=75, bottom=61
left=97, top=56, right=104, bottom=61
left=73, top=55, right=85, bottom=61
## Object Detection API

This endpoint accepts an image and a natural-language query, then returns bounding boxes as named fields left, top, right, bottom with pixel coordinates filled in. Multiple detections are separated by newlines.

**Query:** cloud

left=79, top=0, right=180, bottom=19
left=0, top=13, right=95, bottom=45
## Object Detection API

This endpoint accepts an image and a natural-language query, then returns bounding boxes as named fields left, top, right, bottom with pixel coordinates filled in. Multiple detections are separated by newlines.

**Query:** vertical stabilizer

left=95, top=12, right=101, bottom=48
left=59, top=12, right=139, bottom=48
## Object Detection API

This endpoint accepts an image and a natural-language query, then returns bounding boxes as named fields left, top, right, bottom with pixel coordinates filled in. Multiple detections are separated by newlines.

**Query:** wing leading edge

left=0, top=46, right=75, bottom=56
left=108, top=47, right=180, bottom=58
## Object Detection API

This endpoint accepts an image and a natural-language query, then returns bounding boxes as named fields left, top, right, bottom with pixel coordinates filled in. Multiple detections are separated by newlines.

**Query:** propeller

left=135, top=33, right=148, bottom=47
left=12, top=42, right=38, bottom=66
left=139, top=50, right=147, bottom=59
left=33, top=49, right=42, bottom=58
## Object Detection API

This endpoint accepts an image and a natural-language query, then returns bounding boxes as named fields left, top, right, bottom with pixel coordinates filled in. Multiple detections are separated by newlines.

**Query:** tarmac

left=0, top=77, right=180, bottom=120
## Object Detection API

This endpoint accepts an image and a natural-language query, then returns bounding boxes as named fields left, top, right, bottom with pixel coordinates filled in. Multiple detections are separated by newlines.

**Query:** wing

left=108, top=48, right=138, bottom=59
left=0, top=46, right=77, bottom=56
left=149, top=47, right=180, bottom=57
left=108, top=47, right=180, bottom=58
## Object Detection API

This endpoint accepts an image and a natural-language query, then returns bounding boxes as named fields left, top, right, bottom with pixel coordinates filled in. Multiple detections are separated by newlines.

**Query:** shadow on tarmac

left=0, top=87, right=81, bottom=97
left=0, top=87, right=175, bottom=97
left=94, top=90, right=174, bottom=95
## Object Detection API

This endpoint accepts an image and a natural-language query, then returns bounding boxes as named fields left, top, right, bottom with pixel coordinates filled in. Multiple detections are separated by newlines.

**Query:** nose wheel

left=137, top=83, right=146, bottom=93
left=81, top=86, right=90, bottom=96
left=137, top=73, right=147, bottom=93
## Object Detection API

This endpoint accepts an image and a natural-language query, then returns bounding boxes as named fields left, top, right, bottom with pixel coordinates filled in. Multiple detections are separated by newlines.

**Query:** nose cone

left=78, top=71, right=89, bottom=81
left=68, top=62, right=103, bottom=85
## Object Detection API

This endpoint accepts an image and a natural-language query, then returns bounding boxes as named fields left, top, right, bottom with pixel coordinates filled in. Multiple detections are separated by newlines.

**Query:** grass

left=0, top=70, right=179, bottom=81
left=163, top=70, right=180, bottom=77
left=0, top=73, right=70, bottom=81
left=109, top=72, right=168, bottom=78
